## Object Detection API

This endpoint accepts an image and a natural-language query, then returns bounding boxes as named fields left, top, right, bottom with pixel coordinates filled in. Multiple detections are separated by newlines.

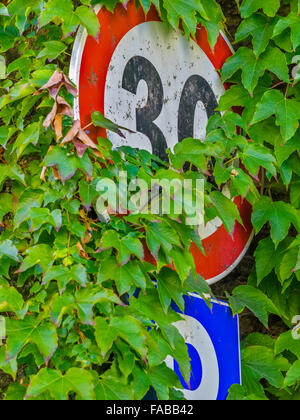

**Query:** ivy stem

left=270, top=80, right=293, bottom=90
left=285, top=84, right=290, bottom=98
left=83, top=122, right=93, bottom=131
left=225, top=157, right=236, bottom=166
left=268, top=188, right=273, bottom=200
left=67, top=211, right=71, bottom=256
left=261, top=168, right=265, bottom=195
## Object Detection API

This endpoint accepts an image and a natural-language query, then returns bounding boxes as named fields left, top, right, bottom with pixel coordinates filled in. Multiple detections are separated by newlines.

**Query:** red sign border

left=69, top=1, right=254, bottom=285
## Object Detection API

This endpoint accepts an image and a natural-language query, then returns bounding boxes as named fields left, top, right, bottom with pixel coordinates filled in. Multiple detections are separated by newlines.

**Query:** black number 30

left=122, top=56, right=219, bottom=161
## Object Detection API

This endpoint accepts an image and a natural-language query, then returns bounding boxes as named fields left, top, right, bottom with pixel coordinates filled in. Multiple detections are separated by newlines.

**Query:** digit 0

left=178, top=75, right=219, bottom=142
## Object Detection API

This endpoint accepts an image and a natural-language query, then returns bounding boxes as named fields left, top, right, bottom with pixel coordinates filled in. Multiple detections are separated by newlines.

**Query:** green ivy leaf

left=280, top=247, right=299, bottom=283
left=95, top=317, right=118, bottom=358
left=252, top=196, right=300, bottom=246
left=199, top=19, right=220, bottom=49
left=0, top=26, right=18, bottom=54
left=129, top=289, right=182, bottom=340
left=275, top=331, right=300, bottom=359
left=0, top=126, right=9, bottom=147
left=12, top=122, right=40, bottom=158
left=275, top=134, right=300, bottom=167
left=95, top=377, right=134, bottom=400
left=110, top=315, right=148, bottom=358
left=100, top=230, right=144, bottom=265
left=0, top=286, right=26, bottom=319
left=242, top=346, right=288, bottom=389
left=6, top=317, right=58, bottom=363
left=273, top=14, right=300, bottom=49
left=207, top=112, right=246, bottom=137
left=228, top=285, right=278, bottom=327
left=157, top=268, right=185, bottom=314
left=161, top=0, right=223, bottom=40
left=37, top=41, right=67, bottom=61
left=146, top=221, right=181, bottom=258
left=139, top=0, right=152, bottom=13
left=16, top=244, right=54, bottom=273
left=162, top=0, right=201, bottom=37
left=284, top=360, right=300, bottom=387
left=230, top=167, right=259, bottom=204
left=79, top=179, right=98, bottom=211
left=8, top=0, right=41, bottom=34
left=217, top=84, right=253, bottom=118
left=0, top=55, right=5, bottom=79
left=75, top=287, right=122, bottom=325
left=92, top=111, right=133, bottom=138
left=0, top=193, right=13, bottom=223
left=0, top=82, right=35, bottom=109
left=14, top=189, right=44, bottom=228
left=43, top=264, right=87, bottom=293
left=227, top=384, right=267, bottom=400
left=170, top=247, right=195, bottom=284
left=98, top=257, right=145, bottom=295
left=236, top=14, right=277, bottom=56
left=185, top=273, right=211, bottom=298
left=252, top=90, right=300, bottom=142
left=43, top=146, right=92, bottom=183
left=38, top=0, right=79, bottom=37
left=4, top=383, right=26, bottom=401
left=116, top=346, right=135, bottom=379
left=0, top=240, right=20, bottom=262
left=50, top=293, right=75, bottom=326
left=149, top=363, right=181, bottom=400
left=209, top=191, right=243, bottom=235
left=0, top=347, right=17, bottom=380
left=0, top=162, right=25, bottom=188
left=43, top=265, right=69, bottom=291
left=240, top=0, right=280, bottom=18
left=242, top=143, right=277, bottom=176
left=246, top=332, right=275, bottom=349
left=7, top=56, right=31, bottom=79
left=254, top=237, right=276, bottom=284
left=222, top=46, right=289, bottom=93
left=170, top=137, right=223, bottom=170
left=116, top=261, right=147, bottom=294
left=26, top=368, right=95, bottom=400
left=75, top=6, right=100, bottom=38
left=24, top=208, right=50, bottom=232
left=0, top=4, right=9, bottom=16
left=291, top=181, right=300, bottom=209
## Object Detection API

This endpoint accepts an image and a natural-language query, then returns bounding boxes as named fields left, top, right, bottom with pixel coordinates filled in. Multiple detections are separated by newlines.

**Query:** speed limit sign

left=70, top=0, right=253, bottom=284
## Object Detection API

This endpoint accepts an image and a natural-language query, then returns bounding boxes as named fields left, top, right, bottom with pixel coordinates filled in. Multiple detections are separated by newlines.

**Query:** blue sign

left=166, top=294, right=241, bottom=401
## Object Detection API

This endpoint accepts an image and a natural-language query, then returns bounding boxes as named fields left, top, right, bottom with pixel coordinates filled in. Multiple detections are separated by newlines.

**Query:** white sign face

left=71, top=6, right=253, bottom=286
left=104, top=21, right=224, bottom=161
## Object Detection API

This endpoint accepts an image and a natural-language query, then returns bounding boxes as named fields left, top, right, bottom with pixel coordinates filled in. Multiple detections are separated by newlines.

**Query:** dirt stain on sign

left=88, top=67, right=98, bottom=87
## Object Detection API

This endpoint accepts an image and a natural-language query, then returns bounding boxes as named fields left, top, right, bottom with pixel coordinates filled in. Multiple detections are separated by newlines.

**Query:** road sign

left=70, top=0, right=253, bottom=284
left=166, top=295, right=242, bottom=400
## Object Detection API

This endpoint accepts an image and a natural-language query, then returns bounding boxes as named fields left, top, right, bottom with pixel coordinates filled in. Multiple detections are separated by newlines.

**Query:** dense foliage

left=0, top=0, right=299, bottom=400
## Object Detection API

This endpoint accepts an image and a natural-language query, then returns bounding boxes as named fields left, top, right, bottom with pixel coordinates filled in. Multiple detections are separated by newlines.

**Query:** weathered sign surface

left=70, top=1, right=253, bottom=284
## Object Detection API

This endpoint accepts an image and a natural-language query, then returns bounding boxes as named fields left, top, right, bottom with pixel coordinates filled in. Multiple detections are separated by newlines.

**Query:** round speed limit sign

left=70, top=0, right=253, bottom=284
